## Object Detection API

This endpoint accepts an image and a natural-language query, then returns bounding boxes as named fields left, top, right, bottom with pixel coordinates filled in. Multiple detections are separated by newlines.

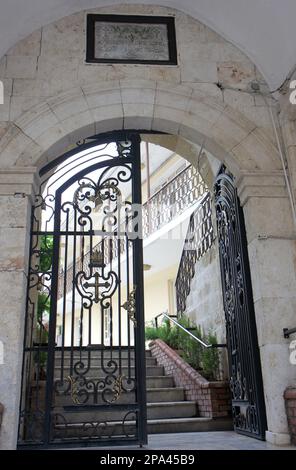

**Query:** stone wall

left=150, top=339, right=232, bottom=419
left=185, top=240, right=224, bottom=340
left=0, top=4, right=279, bottom=173
left=185, top=239, right=228, bottom=380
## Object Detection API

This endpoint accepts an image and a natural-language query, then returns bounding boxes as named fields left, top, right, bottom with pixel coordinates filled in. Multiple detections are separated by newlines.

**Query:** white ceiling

left=0, top=1, right=296, bottom=89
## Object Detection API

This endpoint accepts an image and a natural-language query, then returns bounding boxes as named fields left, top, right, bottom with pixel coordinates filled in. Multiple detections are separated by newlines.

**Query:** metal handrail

left=283, top=327, right=296, bottom=339
left=155, top=312, right=227, bottom=349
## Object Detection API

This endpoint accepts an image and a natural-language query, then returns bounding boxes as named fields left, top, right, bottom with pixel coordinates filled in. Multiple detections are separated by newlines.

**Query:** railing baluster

left=175, top=192, right=215, bottom=315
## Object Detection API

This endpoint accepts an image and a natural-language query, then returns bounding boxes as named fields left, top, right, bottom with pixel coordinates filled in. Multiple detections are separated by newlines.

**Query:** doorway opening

left=18, top=130, right=266, bottom=448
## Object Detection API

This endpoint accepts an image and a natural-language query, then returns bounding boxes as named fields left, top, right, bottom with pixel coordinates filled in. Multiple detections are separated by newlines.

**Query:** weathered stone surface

left=260, top=343, right=294, bottom=439
left=217, top=62, right=256, bottom=87
left=0, top=2, right=294, bottom=450
left=0, top=270, right=28, bottom=449
left=5, top=55, right=37, bottom=79
left=185, top=241, right=228, bottom=379
left=0, top=4, right=276, bottom=174
left=0, top=227, right=29, bottom=272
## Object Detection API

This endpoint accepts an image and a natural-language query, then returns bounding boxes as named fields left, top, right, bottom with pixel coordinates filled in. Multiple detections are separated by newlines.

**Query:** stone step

left=54, top=357, right=157, bottom=367
left=146, top=376, right=174, bottom=388
left=54, top=350, right=152, bottom=359
left=54, top=401, right=197, bottom=423
left=54, top=387, right=185, bottom=406
left=33, top=375, right=175, bottom=391
left=147, top=417, right=234, bottom=434
left=53, top=417, right=233, bottom=439
left=54, top=365, right=164, bottom=378
left=147, top=402, right=197, bottom=420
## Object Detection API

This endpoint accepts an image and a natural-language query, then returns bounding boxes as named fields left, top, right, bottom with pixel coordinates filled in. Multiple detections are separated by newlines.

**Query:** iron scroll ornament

left=55, top=373, right=134, bottom=405
left=121, top=287, right=137, bottom=327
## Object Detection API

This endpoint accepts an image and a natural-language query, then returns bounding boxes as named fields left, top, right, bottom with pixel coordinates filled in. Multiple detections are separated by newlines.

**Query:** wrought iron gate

left=18, top=133, right=147, bottom=448
left=214, top=165, right=267, bottom=440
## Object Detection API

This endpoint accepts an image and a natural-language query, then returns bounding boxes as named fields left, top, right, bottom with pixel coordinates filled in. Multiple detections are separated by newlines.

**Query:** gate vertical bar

left=43, top=195, right=61, bottom=445
left=131, top=134, right=147, bottom=446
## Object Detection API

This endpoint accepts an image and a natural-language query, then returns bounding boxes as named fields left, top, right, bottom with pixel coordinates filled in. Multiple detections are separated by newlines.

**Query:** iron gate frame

left=214, top=164, right=267, bottom=440
left=18, top=131, right=147, bottom=449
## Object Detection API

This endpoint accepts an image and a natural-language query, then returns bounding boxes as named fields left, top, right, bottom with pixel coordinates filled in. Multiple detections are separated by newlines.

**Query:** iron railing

left=175, top=192, right=214, bottom=315
left=142, top=164, right=206, bottom=238
left=58, top=164, right=207, bottom=298
left=154, top=312, right=226, bottom=348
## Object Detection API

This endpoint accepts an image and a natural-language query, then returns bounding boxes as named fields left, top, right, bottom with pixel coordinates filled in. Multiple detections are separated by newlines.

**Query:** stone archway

left=0, top=87, right=293, bottom=448
left=0, top=80, right=281, bottom=177
left=0, top=4, right=295, bottom=448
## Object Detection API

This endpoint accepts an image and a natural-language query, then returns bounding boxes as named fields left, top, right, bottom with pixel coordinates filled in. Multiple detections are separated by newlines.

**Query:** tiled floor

left=97, top=432, right=296, bottom=450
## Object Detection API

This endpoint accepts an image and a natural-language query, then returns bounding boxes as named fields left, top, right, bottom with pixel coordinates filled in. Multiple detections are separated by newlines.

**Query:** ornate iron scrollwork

left=83, top=273, right=111, bottom=304
left=214, top=164, right=267, bottom=440
left=67, top=375, right=82, bottom=405
left=19, top=133, right=146, bottom=448
left=121, top=287, right=137, bottom=327
left=108, top=375, right=123, bottom=403
left=116, top=140, right=132, bottom=158
left=61, top=372, right=126, bottom=405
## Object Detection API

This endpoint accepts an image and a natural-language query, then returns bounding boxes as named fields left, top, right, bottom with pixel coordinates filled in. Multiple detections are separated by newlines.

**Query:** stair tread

left=146, top=387, right=184, bottom=392
left=147, top=417, right=212, bottom=424
left=147, top=401, right=196, bottom=407
left=55, top=417, right=231, bottom=428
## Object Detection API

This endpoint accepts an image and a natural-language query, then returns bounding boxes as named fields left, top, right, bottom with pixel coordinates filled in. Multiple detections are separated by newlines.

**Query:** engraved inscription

left=94, top=22, right=169, bottom=61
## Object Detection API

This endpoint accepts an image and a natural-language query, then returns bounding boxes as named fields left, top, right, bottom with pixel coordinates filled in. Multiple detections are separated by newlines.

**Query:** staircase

left=48, top=348, right=232, bottom=439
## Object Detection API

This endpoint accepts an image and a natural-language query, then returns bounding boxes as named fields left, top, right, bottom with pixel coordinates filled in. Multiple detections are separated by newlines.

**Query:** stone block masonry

left=149, top=339, right=231, bottom=419
left=284, top=387, right=296, bottom=445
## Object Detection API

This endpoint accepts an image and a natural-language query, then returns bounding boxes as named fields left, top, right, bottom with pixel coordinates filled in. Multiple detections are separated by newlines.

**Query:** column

left=0, top=167, right=38, bottom=450
left=237, top=171, right=296, bottom=445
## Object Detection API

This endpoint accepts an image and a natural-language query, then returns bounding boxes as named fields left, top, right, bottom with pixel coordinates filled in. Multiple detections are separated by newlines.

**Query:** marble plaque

left=87, top=15, right=177, bottom=65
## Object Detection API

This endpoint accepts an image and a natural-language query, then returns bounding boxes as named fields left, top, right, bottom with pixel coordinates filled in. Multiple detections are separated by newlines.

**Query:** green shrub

left=201, top=332, right=220, bottom=381
left=145, top=319, right=174, bottom=346
left=174, top=316, right=202, bottom=369
left=145, top=326, right=160, bottom=341
left=39, top=235, right=53, bottom=272
left=145, top=315, right=220, bottom=380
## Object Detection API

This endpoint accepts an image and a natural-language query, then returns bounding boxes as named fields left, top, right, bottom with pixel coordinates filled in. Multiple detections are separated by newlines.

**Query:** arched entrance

left=17, top=130, right=267, bottom=448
